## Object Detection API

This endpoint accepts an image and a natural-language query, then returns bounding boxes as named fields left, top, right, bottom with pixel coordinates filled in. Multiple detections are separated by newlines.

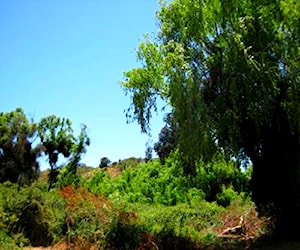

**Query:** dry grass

left=106, top=166, right=122, bottom=178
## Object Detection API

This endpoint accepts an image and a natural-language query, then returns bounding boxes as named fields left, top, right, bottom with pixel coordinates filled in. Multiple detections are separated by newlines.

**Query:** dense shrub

left=105, top=210, right=143, bottom=249
left=87, top=158, right=191, bottom=205
left=0, top=160, right=263, bottom=249
left=121, top=201, right=224, bottom=249
left=56, top=166, right=83, bottom=188
left=0, top=229, right=19, bottom=249
left=192, top=156, right=250, bottom=202
left=216, top=186, right=240, bottom=207
left=0, top=182, right=66, bottom=246
left=87, top=152, right=250, bottom=207
left=59, top=185, right=117, bottom=248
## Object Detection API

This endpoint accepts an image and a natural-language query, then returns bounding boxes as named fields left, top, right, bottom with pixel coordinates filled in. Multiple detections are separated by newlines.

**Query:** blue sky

left=0, top=1, right=167, bottom=169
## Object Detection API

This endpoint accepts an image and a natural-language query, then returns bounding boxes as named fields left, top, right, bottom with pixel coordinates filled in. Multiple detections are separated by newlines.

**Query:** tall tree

left=38, top=115, right=90, bottom=190
left=121, top=0, right=300, bottom=239
left=0, top=108, right=41, bottom=184
left=38, top=115, right=75, bottom=169
left=66, top=124, right=90, bottom=175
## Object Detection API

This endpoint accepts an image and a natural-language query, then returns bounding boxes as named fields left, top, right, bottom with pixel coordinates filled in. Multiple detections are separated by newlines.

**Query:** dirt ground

left=23, top=242, right=69, bottom=250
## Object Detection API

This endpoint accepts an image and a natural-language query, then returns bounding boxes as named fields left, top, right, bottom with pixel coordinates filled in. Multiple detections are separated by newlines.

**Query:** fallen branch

left=218, top=215, right=246, bottom=239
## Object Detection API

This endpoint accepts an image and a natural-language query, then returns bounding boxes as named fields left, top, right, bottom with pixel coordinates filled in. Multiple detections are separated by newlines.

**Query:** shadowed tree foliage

left=154, top=113, right=177, bottom=164
left=99, top=157, right=111, bottom=168
left=145, top=145, right=153, bottom=162
left=0, top=108, right=41, bottom=184
left=121, top=0, right=300, bottom=239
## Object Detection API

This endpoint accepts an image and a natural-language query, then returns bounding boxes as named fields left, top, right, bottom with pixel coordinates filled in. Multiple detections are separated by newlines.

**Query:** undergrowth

left=0, top=181, right=66, bottom=247
left=0, top=154, right=267, bottom=249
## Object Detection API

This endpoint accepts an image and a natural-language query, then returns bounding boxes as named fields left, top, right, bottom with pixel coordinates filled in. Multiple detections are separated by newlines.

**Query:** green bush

left=105, top=210, right=143, bottom=249
left=216, top=186, right=240, bottom=207
left=193, top=156, right=250, bottom=202
left=87, top=155, right=192, bottom=206
left=87, top=152, right=250, bottom=206
left=64, top=201, right=108, bottom=246
left=0, top=229, right=20, bottom=249
left=56, top=167, right=83, bottom=188
left=0, top=182, right=66, bottom=246
left=123, top=201, right=224, bottom=249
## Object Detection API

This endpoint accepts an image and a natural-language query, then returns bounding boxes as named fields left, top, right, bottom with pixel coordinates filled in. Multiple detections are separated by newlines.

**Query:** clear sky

left=0, top=0, right=166, bottom=169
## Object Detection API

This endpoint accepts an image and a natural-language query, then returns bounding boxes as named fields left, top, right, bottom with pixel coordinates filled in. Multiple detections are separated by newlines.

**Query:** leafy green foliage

left=216, top=187, right=240, bottom=207
left=59, top=186, right=109, bottom=248
left=56, top=166, right=83, bottom=188
left=0, top=182, right=66, bottom=246
left=193, top=157, right=250, bottom=202
left=87, top=152, right=249, bottom=206
left=126, top=201, right=223, bottom=249
left=0, top=229, right=20, bottom=249
left=134, top=202, right=223, bottom=236
left=38, top=116, right=90, bottom=190
left=38, top=115, right=75, bottom=168
left=87, top=157, right=188, bottom=205
left=66, top=124, right=90, bottom=175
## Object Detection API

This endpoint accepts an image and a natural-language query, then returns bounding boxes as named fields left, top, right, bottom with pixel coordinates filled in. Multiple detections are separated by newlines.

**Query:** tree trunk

left=251, top=129, right=300, bottom=240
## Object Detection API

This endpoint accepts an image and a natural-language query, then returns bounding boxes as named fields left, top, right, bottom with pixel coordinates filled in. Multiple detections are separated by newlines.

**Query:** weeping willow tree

left=121, top=0, right=300, bottom=239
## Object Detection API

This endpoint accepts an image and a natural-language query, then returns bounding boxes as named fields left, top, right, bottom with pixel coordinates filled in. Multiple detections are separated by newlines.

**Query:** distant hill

left=37, top=157, right=146, bottom=182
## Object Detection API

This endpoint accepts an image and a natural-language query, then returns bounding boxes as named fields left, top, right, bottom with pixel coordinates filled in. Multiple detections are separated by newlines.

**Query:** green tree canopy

left=0, top=108, right=41, bottom=184
left=122, top=0, right=300, bottom=239
left=38, top=115, right=75, bottom=169
left=38, top=115, right=90, bottom=190
left=67, top=123, right=90, bottom=175
left=0, top=109, right=90, bottom=189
